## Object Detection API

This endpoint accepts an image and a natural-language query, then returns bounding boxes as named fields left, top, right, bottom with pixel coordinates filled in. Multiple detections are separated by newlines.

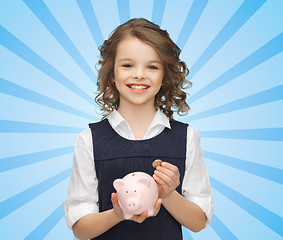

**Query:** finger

left=111, top=193, right=118, bottom=204
left=132, top=211, right=148, bottom=223
left=153, top=173, right=171, bottom=190
left=153, top=198, right=163, bottom=216
left=111, top=193, right=122, bottom=210
left=157, top=162, right=180, bottom=183
left=154, top=169, right=177, bottom=188
left=161, top=162, right=180, bottom=176
left=156, top=166, right=179, bottom=183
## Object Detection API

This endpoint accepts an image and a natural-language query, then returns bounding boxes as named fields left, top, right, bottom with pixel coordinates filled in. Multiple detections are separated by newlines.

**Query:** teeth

left=130, top=85, right=148, bottom=90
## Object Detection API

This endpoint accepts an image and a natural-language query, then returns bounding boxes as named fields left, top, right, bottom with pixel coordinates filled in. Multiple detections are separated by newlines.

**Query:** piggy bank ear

left=113, top=179, right=125, bottom=191
left=138, top=176, right=150, bottom=188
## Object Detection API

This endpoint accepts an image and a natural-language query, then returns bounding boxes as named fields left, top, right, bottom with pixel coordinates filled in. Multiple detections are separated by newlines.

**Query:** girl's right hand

left=111, top=193, right=125, bottom=221
left=111, top=193, right=162, bottom=223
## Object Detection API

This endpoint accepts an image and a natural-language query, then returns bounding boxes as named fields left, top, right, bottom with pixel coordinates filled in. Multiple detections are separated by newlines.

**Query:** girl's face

left=114, top=37, right=164, bottom=110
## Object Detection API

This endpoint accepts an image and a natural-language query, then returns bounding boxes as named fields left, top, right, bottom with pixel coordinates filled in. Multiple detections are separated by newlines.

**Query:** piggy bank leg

left=124, top=213, right=134, bottom=220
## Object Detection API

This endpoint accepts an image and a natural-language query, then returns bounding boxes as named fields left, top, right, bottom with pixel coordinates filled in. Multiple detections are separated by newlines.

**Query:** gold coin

left=152, top=159, right=162, bottom=168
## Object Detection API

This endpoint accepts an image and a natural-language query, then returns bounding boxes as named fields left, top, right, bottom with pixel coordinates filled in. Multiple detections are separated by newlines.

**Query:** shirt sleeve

left=181, top=126, right=214, bottom=227
left=64, top=129, right=99, bottom=229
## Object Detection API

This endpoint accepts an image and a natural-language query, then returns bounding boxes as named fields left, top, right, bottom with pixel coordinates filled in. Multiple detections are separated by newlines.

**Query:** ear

left=113, top=179, right=125, bottom=191
left=138, top=176, right=150, bottom=188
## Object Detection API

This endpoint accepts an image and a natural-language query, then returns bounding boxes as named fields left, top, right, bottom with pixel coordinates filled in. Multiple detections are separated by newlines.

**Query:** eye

left=122, top=64, right=133, bottom=68
left=126, top=191, right=128, bottom=193
left=134, top=190, right=137, bottom=193
left=148, top=65, right=158, bottom=70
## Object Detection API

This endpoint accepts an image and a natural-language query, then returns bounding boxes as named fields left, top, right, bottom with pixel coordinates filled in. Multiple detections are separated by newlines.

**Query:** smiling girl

left=64, top=18, right=213, bottom=240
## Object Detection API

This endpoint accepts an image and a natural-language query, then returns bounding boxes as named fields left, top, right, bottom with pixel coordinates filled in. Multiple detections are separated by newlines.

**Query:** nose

left=127, top=198, right=140, bottom=211
left=133, top=67, right=145, bottom=80
left=128, top=202, right=137, bottom=209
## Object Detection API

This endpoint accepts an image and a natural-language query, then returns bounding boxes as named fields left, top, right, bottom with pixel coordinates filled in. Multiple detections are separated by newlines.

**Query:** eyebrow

left=117, top=58, right=162, bottom=64
left=148, top=60, right=162, bottom=64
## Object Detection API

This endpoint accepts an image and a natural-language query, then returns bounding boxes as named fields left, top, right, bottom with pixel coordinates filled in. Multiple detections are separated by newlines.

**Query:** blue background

left=0, top=0, right=282, bottom=239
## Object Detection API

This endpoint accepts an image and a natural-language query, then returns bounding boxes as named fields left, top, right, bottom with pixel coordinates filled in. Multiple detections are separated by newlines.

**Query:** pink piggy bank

left=113, top=172, right=158, bottom=219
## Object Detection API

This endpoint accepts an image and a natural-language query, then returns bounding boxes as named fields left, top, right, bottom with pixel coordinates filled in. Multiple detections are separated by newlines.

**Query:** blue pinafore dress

left=89, top=119, right=188, bottom=240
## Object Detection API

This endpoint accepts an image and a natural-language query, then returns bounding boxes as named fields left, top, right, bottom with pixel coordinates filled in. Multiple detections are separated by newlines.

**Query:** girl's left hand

left=153, top=162, right=180, bottom=199
left=112, top=193, right=163, bottom=223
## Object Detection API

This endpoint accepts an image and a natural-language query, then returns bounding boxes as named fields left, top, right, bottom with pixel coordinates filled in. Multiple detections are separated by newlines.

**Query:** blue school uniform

left=89, top=118, right=188, bottom=240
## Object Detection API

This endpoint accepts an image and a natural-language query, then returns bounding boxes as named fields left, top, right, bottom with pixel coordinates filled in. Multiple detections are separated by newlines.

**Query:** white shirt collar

left=107, top=109, right=127, bottom=129
left=148, top=108, right=171, bottom=130
left=107, top=109, right=171, bottom=140
left=108, top=108, right=170, bottom=130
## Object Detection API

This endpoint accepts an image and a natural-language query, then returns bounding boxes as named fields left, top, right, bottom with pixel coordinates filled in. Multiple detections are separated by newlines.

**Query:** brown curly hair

left=95, top=18, right=191, bottom=119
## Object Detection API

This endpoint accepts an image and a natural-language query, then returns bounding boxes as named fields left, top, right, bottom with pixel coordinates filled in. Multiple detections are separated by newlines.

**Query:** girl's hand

left=111, top=193, right=163, bottom=223
left=111, top=193, right=125, bottom=221
left=131, top=198, right=162, bottom=223
left=153, top=162, right=180, bottom=199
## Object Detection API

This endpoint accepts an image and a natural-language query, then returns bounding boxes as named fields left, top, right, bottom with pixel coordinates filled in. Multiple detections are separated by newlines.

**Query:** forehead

left=115, top=37, right=161, bottom=62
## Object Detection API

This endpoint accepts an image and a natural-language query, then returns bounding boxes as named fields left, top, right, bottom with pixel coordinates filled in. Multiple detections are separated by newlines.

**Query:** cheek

left=157, top=70, right=164, bottom=83
left=114, top=69, right=129, bottom=83
left=155, top=73, right=164, bottom=88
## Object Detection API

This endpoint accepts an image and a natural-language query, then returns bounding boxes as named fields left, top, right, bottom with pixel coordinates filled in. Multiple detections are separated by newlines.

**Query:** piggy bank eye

left=134, top=190, right=137, bottom=193
left=132, top=174, right=135, bottom=176
left=126, top=191, right=128, bottom=193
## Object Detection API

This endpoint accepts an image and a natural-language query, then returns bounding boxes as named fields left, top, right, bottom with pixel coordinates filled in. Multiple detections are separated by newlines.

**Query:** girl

left=64, top=18, right=213, bottom=240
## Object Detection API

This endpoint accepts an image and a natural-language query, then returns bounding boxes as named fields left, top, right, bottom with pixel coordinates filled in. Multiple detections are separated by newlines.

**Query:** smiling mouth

left=126, top=84, right=150, bottom=90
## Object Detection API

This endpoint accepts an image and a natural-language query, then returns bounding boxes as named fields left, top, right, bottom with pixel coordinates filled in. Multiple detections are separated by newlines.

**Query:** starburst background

left=0, top=0, right=282, bottom=239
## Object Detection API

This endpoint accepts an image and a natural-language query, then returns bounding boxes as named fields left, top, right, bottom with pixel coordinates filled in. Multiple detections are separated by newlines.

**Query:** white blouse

left=64, top=109, right=214, bottom=229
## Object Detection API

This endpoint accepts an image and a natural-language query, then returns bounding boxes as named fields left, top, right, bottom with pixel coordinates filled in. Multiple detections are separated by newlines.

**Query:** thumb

left=111, top=192, right=125, bottom=220
left=111, top=193, right=119, bottom=206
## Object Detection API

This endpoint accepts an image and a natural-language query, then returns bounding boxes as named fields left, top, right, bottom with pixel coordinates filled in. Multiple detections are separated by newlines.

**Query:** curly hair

left=95, top=18, right=191, bottom=119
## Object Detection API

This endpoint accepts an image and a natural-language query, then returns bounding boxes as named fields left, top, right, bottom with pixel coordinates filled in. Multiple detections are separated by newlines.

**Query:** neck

left=118, top=103, right=156, bottom=125
left=117, top=102, right=157, bottom=140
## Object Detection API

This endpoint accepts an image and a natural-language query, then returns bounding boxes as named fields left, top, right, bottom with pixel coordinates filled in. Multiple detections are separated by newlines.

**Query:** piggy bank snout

left=126, top=197, right=140, bottom=211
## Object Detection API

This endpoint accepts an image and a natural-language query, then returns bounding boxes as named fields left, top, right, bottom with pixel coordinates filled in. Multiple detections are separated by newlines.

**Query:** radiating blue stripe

left=210, top=215, right=238, bottom=240
left=210, top=177, right=283, bottom=236
left=151, top=0, right=166, bottom=26
left=185, top=85, right=283, bottom=121
left=117, top=0, right=130, bottom=24
left=189, top=0, right=267, bottom=78
left=76, top=0, right=104, bottom=47
left=189, top=33, right=283, bottom=104
left=0, top=168, right=71, bottom=219
left=200, top=128, right=283, bottom=141
left=182, top=228, right=193, bottom=240
left=24, top=203, right=64, bottom=240
left=23, top=0, right=97, bottom=85
left=0, top=78, right=95, bottom=120
left=0, top=26, right=94, bottom=104
left=203, top=151, right=283, bottom=184
left=0, top=120, right=84, bottom=133
left=177, top=0, right=208, bottom=49
left=0, top=146, right=73, bottom=173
